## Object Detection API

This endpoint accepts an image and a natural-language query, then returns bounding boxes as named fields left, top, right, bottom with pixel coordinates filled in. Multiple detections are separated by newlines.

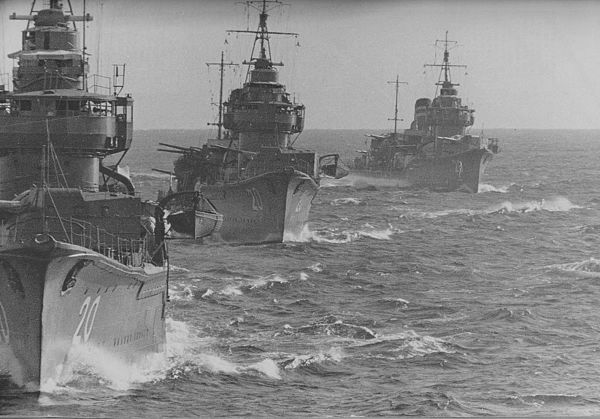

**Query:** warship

left=158, top=0, right=347, bottom=244
left=353, top=33, right=499, bottom=193
left=0, top=1, right=168, bottom=389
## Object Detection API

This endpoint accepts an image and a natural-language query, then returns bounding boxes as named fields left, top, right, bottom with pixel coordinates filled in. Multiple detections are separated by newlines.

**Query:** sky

left=1, top=0, right=600, bottom=130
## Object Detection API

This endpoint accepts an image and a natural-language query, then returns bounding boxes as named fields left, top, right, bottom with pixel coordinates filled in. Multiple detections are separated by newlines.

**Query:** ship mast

left=206, top=52, right=237, bottom=140
left=424, top=31, right=466, bottom=91
left=387, top=75, right=407, bottom=138
left=227, top=0, right=298, bottom=81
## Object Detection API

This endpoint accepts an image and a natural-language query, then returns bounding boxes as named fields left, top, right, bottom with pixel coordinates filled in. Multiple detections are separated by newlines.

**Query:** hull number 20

left=72, top=296, right=101, bottom=344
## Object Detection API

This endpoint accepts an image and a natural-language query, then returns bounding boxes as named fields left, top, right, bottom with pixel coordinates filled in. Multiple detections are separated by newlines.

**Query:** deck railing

left=0, top=214, right=150, bottom=268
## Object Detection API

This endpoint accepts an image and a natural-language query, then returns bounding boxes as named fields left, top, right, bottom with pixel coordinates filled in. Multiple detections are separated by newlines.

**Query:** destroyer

left=354, top=33, right=499, bottom=192
left=0, top=1, right=168, bottom=389
left=158, top=0, right=347, bottom=244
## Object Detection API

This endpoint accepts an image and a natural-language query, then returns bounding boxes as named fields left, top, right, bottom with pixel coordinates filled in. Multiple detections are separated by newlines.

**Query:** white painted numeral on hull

left=73, top=296, right=101, bottom=344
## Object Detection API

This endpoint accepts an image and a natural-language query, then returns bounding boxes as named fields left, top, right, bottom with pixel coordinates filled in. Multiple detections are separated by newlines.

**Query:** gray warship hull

left=353, top=148, right=494, bottom=193
left=200, top=170, right=318, bottom=244
left=0, top=238, right=167, bottom=389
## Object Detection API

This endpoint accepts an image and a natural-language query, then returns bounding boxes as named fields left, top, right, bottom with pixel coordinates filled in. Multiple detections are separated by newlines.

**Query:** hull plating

left=354, top=148, right=493, bottom=193
left=200, top=170, right=318, bottom=244
left=0, top=241, right=167, bottom=389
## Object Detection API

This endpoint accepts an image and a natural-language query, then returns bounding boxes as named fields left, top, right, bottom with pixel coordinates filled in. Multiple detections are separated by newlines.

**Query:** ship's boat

left=159, top=191, right=223, bottom=240
left=156, top=1, right=347, bottom=244
left=352, top=33, right=500, bottom=193
left=0, top=1, right=168, bottom=389
left=319, top=154, right=350, bottom=179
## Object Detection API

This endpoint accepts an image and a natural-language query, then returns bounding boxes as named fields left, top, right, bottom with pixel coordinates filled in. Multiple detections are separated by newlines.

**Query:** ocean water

left=3, top=129, right=600, bottom=416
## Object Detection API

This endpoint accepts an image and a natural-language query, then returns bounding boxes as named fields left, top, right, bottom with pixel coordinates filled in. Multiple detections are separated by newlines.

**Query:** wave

left=330, top=197, right=364, bottom=206
left=546, top=258, right=600, bottom=278
left=279, top=347, right=344, bottom=370
left=201, top=288, right=214, bottom=298
left=479, top=307, right=534, bottom=322
left=350, top=330, right=456, bottom=360
left=168, top=284, right=194, bottom=301
left=577, top=224, right=600, bottom=234
left=307, top=262, right=324, bottom=272
left=219, top=284, right=244, bottom=296
left=489, top=196, right=581, bottom=214
left=413, top=208, right=475, bottom=219
left=165, top=321, right=282, bottom=381
left=217, top=274, right=291, bottom=297
left=176, top=354, right=281, bottom=380
left=281, top=317, right=378, bottom=340
left=286, top=224, right=397, bottom=243
left=478, top=183, right=510, bottom=193
left=377, top=297, right=410, bottom=308
left=505, top=393, right=592, bottom=410
left=169, top=264, right=191, bottom=273
left=409, top=196, right=581, bottom=219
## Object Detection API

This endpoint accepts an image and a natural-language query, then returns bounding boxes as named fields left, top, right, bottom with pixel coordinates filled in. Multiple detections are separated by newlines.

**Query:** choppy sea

left=2, top=128, right=600, bottom=417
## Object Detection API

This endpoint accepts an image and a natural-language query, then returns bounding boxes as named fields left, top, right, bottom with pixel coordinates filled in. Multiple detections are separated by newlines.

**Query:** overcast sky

left=1, top=0, right=600, bottom=130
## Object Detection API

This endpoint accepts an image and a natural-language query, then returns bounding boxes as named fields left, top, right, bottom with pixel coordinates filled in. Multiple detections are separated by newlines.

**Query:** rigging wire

left=0, top=1, right=5, bottom=78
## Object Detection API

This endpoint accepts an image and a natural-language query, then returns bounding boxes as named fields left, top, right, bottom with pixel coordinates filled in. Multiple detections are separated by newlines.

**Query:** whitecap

left=169, top=286, right=194, bottom=301
left=415, top=208, right=475, bottom=219
left=330, top=197, right=363, bottom=206
left=248, top=274, right=289, bottom=289
left=219, top=284, right=244, bottom=296
left=357, top=227, right=395, bottom=240
left=246, top=359, right=281, bottom=379
left=489, top=196, right=581, bottom=214
left=307, top=262, right=324, bottom=272
left=478, top=183, right=509, bottom=193
left=292, top=224, right=396, bottom=244
left=546, top=258, right=600, bottom=278
left=350, top=329, right=455, bottom=359
left=169, top=264, right=191, bottom=273
left=281, top=347, right=345, bottom=370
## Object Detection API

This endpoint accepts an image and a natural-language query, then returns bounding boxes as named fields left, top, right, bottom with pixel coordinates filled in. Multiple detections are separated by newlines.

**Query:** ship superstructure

left=0, top=0, right=168, bottom=389
left=354, top=32, right=499, bottom=192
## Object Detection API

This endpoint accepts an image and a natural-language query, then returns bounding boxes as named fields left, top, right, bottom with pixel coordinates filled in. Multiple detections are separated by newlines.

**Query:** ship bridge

left=8, top=0, right=92, bottom=92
